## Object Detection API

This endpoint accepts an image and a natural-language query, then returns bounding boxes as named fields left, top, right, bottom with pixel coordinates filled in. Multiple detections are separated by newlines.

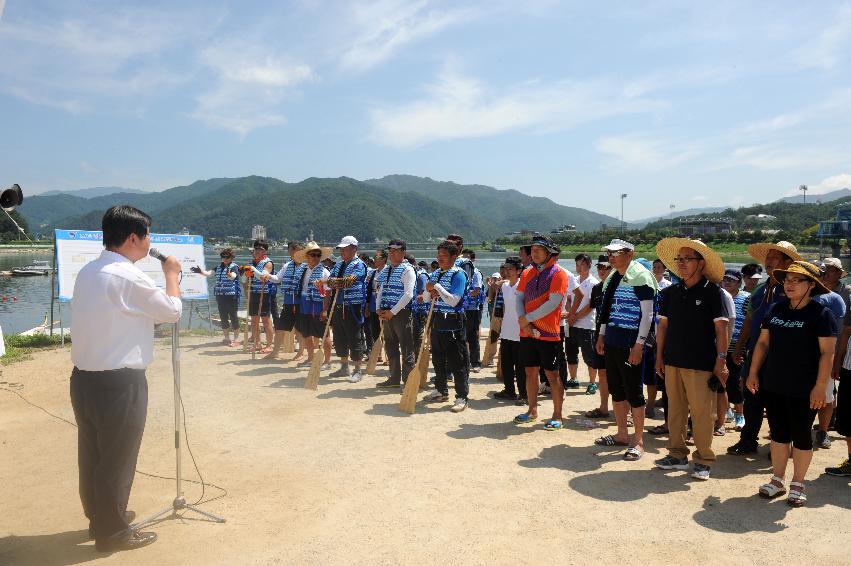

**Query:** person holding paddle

left=247, top=239, right=275, bottom=354
left=421, top=239, right=469, bottom=412
left=374, top=239, right=416, bottom=388
left=293, top=241, right=332, bottom=368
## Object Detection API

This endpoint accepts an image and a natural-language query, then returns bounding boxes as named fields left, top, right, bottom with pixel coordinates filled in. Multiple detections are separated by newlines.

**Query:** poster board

left=54, top=230, right=208, bottom=301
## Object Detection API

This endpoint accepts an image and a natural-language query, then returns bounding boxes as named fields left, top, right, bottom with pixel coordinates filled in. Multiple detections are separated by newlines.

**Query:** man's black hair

left=220, top=247, right=235, bottom=259
left=741, top=263, right=763, bottom=277
left=253, top=239, right=269, bottom=250
left=437, top=239, right=460, bottom=257
left=504, top=257, right=523, bottom=271
left=652, top=258, right=665, bottom=266
left=102, top=205, right=151, bottom=250
left=519, top=245, right=532, bottom=255
left=575, top=253, right=591, bottom=265
left=288, top=240, right=304, bottom=250
left=461, top=248, right=476, bottom=260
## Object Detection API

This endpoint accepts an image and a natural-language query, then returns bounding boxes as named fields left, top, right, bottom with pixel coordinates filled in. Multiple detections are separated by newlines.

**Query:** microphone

left=149, top=247, right=168, bottom=262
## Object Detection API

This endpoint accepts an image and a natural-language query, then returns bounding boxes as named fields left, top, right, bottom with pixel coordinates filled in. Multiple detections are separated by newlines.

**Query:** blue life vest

left=463, top=267, right=483, bottom=310
left=377, top=263, right=413, bottom=310
left=609, top=284, right=642, bottom=331
left=495, top=288, right=504, bottom=309
left=429, top=267, right=464, bottom=315
left=296, top=263, right=326, bottom=316
left=730, top=290, right=750, bottom=350
left=250, top=257, right=274, bottom=294
left=280, top=260, right=301, bottom=305
left=365, top=267, right=378, bottom=310
left=331, top=257, right=367, bottom=305
left=413, top=269, right=429, bottom=315
left=214, top=262, right=240, bottom=297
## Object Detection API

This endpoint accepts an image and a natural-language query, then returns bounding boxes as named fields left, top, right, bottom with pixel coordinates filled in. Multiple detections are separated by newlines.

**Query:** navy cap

left=723, top=269, right=742, bottom=282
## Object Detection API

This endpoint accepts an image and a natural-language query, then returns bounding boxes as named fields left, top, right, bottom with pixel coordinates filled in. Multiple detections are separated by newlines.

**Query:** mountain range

left=19, top=175, right=624, bottom=242
left=775, top=188, right=851, bottom=204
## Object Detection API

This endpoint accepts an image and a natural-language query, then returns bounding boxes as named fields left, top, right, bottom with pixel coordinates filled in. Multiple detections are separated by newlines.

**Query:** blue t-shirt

left=747, top=282, right=786, bottom=350
left=815, top=290, right=846, bottom=326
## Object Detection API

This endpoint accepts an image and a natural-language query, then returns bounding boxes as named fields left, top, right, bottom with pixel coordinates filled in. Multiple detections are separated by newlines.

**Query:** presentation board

left=54, top=230, right=209, bottom=301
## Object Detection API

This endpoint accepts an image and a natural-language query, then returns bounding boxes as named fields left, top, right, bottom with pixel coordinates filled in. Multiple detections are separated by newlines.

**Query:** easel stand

left=135, top=322, right=226, bottom=529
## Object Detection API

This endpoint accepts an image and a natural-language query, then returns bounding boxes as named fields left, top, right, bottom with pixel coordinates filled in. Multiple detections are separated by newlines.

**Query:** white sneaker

left=537, top=382, right=550, bottom=395
left=330, top=365, right=351, bottom=378
left=320, top=363, right=332, bottom=371
left=425, top=391, right=449, bottom=402
left=725, top=408, right=734, bottom=423
left=349, top=370, right=363, bottom=383
left=451, top=398, right=468, bottom=412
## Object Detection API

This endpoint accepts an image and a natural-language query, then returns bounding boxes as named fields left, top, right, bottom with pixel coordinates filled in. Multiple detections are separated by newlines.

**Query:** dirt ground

left=0, top=335, right=848, bottom=566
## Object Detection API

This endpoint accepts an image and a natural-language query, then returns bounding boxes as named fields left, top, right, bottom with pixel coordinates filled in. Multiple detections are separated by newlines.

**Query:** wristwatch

left=717, top=352, right=726, bottom=360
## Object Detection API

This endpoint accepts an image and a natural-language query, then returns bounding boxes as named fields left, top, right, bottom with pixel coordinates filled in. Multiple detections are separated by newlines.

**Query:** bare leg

left=598, top=369, right=609, bottom=413
left=524, top=367, right=539, bottom=418
left=770, top=441, right=791, bottom=479
left=323, top=335, right=332, bottom=364
left=791, top=447, right=813, bottom=483
left=588, top=367, right=597, bottom=384
left=631, top=405, right=645, bottom=449
left=612, top=400, right=630, bottom=443
left=545, top=369, right=565, bottom=419
left=817, top=405, right=834, bottom=432
left=717, top=391, right=729, bottom=428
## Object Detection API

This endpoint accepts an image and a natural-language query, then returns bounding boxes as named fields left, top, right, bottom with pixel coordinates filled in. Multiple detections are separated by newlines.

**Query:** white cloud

left=726, top=145, right=850, bottom=170
left=339, top=0, right=470, bottom=72
left=190, top=42, right=316, bottom=136
left=805, top=173, right=851, bottom=195
left=369, top=67, right=659, bottom=147
left=595, top=135, right=700, bottom=172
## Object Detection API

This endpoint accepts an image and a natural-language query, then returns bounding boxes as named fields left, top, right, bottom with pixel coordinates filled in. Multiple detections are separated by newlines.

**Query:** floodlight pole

left=620, top=194, right=628, bottom=234
left=800, top=184, right=808, bottom=204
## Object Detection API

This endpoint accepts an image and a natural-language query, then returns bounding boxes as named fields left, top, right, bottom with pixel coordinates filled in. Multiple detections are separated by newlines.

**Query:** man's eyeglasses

left=784, top=276, right=810, bottom=285
left=674, top=256, right=700, bottom=263
left=307, top=251, right=322, bottom=258
left=606, top=250, right=628, bottom=257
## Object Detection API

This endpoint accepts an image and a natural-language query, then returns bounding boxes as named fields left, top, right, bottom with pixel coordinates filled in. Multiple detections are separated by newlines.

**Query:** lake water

left=0, top=248, right=763, bottom=337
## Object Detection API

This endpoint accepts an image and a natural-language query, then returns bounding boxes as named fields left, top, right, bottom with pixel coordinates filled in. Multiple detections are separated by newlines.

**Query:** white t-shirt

left=657, top=277, right=672, bottom=290
left=720, top=287, right=736, bottom=345
left=573, top=273, right=600, bottom=330
left=560, top=267, right=578, bottom=327
left=500, top=280, right=521, bottom=342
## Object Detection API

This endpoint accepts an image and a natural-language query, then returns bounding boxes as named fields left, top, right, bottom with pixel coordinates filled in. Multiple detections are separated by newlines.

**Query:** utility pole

left=620, top=193, right=628, bottom=235
left=800, top=184, right=808, bottom=204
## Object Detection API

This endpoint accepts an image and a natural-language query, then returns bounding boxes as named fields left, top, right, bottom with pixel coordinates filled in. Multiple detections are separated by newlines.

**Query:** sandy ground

left=0, top=335, right=849, bottom=566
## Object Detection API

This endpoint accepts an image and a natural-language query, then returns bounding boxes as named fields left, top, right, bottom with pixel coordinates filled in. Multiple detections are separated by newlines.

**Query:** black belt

left=435, top=311, right=462, bottom=319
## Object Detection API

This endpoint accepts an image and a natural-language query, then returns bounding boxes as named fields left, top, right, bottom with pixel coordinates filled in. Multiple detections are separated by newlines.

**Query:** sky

left=0, top=1, right=850, bottom=221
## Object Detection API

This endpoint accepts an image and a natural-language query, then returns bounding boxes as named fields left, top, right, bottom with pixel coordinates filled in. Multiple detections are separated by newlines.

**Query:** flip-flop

left=514, top=413, right=537, bottom=424
left=623, top=446, right=643, bottom=461
left=543, top=419, right=563, bottom=431
left=594, top=435, right=629, bottom=447
left=648, top=424, right=669, bottom=435
left=585, top=408, right=610, bottom=419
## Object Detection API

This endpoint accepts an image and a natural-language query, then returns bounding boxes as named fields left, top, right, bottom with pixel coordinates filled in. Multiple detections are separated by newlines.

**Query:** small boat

left=10, top=260, right=52, bottom=276
left=490, top=244, right=507, bottom=252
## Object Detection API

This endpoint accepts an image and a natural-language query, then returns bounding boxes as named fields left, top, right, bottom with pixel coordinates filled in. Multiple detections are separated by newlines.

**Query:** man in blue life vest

left=411, top=258, right=431, bottom=355
left=320, top=235, right=369, bottom=383
left=262, top=240, right=305, bottom=359
left=374, top=239, right=417, bottom=387
left=247, top=239, right=275, bottom=353
left=422, top=239, right=470, bottom=413
left=461, top=248, right=485, bottom=373
left=193, top=247, right=241, bottom=346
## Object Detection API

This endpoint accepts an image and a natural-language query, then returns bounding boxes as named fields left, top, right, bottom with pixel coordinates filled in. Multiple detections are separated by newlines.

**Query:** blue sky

left=1, top=1, right=850, bottom=221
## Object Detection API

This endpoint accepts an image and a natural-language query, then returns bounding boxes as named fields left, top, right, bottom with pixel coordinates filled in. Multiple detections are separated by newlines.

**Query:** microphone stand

left=134, top=321, right=226, bottom=529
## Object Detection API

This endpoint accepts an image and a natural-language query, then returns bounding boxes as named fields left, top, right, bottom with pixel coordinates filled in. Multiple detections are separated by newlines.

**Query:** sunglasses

left=606, top=250, right=629, bottom=257
left=307, top=251, right=322, bottom=257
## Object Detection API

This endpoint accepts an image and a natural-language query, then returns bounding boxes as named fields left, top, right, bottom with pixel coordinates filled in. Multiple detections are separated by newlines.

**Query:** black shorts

left=276, top=302, right=299, bottom=331
left=838, top=368, right=851, bottom=437
left=297, top=313, right=325, bottom=339
left=642, top=347, right=658, bottom=386
left=248, top=292, right=272, bottom=317
left=565, top=326, right=580, bottom=365
left=519, top=337, right=560, bottom=371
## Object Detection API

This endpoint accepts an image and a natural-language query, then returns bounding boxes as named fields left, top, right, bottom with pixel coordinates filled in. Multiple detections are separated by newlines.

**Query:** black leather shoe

left=95, top=530, right=157, bottom=552
left=727, top=442, right=757, bottom=455
left=88, top=511, right=137, bottom=541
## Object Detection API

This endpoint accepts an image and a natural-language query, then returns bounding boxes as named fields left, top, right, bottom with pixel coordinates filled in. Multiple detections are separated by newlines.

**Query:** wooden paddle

left=242, top=275, right=250, bottom=353
left=282, top=329, right=295, bottom=354
left=418, top=323, right=431, bottom=388
left=365, top=321, right=384, bottom=375
left=304, top=291, right=339, bottom=390
left=399, top=300, right=436, bottom=414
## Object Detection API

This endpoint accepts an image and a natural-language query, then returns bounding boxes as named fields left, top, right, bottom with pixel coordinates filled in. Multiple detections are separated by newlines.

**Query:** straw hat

left=822, top=257, right=848, bottom=277
left=656, top=238, right=725, bottom=284
left=771, top=261, right=830, bottom=295
left=747, top=240, right=802, bottom=265
left=293, top=241, right=332, bottom=264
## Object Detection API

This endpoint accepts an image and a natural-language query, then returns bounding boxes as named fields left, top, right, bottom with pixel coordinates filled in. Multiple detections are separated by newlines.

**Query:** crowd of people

left=206, top=232, right=851, bottom=507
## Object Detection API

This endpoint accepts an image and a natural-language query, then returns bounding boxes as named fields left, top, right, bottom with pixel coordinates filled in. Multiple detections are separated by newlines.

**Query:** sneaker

left=330, top=366, right=350, bottom=378
left=470, top=365, right=481, bottom=374
left=349, top=370, right=363, bottom=383
left=725, top=408, right=734, bottom=423
left=585, top=383, right=598, bottom=395
left=494, top=390, right=518, bottom=400
left=320, top=363, right=332, bottom=371
left=825, top=458, right=851, bottom=477
left=734, top=415, right=745, bottom=431
left=690, top=463, right=711, bottom=480
left=451, top=398, right=468, bottom=412
left=537, top=382, right=550, bottom=394
left=425, top=391, right=449, bottom=402
left=654, top=455, right=689, bottom=471
left=815, top=430, right=832, bottom=449
left=565, top=379, right=581, bottom=389
left=376, top=379, right=401, bottom=388
left=645, top=406, right=656, bottom=419
left=714, top=425, right=726, bottom=436
left=727, top=441, right=757, bottom=455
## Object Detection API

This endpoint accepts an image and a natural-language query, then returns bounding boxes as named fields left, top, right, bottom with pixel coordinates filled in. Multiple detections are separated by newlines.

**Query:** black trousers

left=215, top=295, right=239, bottom=330
left=739, top=355, right=764, bottom=448
left=500, top=339, right=524, bottom=398
left=364, top=310, right=381, bottom=354
left=384, top=309, right=415, bottom=383
left=432, top=328, right=469, bottom=399
left=70, top=367, right=147, bottom=542
left=412, top=311, right=427, bottom=356
left=331, top=304, right=366, bottom=362
left=465, top=308, right=482, bottom=367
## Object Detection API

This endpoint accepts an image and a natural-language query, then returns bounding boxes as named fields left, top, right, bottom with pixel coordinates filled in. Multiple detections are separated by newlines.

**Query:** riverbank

left=0, top=336, right=848, bottom=564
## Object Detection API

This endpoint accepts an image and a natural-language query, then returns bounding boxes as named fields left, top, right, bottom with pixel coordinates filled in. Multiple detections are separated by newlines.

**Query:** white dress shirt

left=71, top=250, right=182, bottom=371
left=499, top=280, right=521, bottom=342
left=375, top=263, right=416, bottom=315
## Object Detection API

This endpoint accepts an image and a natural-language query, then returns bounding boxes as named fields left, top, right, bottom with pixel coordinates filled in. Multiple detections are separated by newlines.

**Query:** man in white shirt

left=494, top=257, right=524, bottom=401
left=566, top=254, right=600, bottom=394
left=70, top=205, right=182, bottom=552
left=375, top=239, right=417, bottom=387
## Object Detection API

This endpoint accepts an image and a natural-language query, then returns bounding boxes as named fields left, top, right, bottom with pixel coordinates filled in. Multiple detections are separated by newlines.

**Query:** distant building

left=817, top=204, right=851, bottom=239
left=252, top=225, right=267, bottom=240
left=678, top=217, right=732, bottom=236
left=550, top=224, right=577, bottom=235
left=745, top=214, right=777, bottom=221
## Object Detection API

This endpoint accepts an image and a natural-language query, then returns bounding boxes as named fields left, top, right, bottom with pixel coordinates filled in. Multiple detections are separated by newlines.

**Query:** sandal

left=713, top=425, right=726, bottom=437
left=787, top=481, right=807, bottom=507
left=585, top=408, right=610, bottom=419
left=543, top=419, right=563, bottom=431
left=585, top=383, right=598, bottom=395
left=514, top=413, right=537, bottom=424
left=623, top=446, right=643, bottom=461
left=230, top=340, right=241, bottom=348
left=626, top=414, right=634, bottom=427
left=594, top=435, right=629, bottom=447
left=648, top=424, right=669, bottom=435
left=758, top=476, right=787, bottom=499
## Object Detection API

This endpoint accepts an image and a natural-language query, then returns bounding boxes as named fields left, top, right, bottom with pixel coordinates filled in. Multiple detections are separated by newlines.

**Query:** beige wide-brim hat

left=656, top=237, right=725, bottom=284
left=772, top=261, right=830, bottom=295
left=293, top=241, right=332, bottom=264
left=747, top=240, right=802, bottom=265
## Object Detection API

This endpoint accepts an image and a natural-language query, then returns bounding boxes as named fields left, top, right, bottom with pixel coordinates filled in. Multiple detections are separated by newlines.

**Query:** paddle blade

left=282, top=331, right=295, bottom=354
left=399, top=368, right=421, bottom=414
left=305, top=355, right=322, bottom=390
left=366, top=337, right=383, bottom=375
left=481, top=339, right=496, bottom=367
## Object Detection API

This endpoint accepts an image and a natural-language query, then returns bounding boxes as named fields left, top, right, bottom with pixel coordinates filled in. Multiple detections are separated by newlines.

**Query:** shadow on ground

left=0, top=530, right=96, bottom=566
